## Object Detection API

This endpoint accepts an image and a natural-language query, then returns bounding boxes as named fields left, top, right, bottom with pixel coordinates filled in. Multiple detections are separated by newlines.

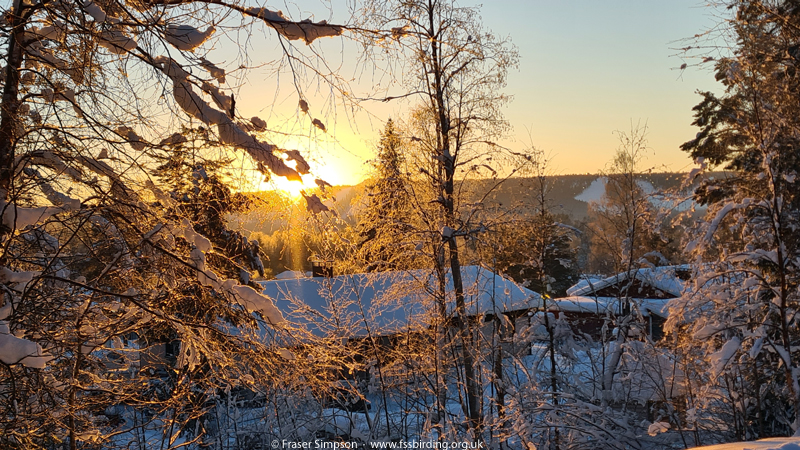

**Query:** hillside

left=235, top=172, right=721, bottom=237
left=478, top=171, right=717, bottom=222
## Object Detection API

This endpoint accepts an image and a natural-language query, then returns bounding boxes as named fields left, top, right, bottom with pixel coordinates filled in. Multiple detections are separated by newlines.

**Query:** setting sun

left=253, top=141, right=360, bottom=198
left=261, top=173, right=320, bottom=199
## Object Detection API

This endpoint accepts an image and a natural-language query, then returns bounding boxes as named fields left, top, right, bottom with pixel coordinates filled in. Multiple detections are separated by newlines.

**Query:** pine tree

left=357, top=118, right=414, bottom=271
left=671, top=0, right=800, bottom=438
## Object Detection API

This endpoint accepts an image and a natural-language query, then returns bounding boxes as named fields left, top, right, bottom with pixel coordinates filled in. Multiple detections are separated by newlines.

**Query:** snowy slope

left=688, top=438, right=800, bottom=450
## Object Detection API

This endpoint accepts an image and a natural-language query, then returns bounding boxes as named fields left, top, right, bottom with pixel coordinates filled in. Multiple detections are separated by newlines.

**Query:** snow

left=575, top=176, right=607, bottom=203
left=16, top=151, right=81, bottom=181
left=316, top=179, right=332, bottom=190
left=278, top=348, right=296, bottom=360
left=200, top=58, right=226, bottom=83
left=78, top=156, right=118, bottom=180
left=0, top=267, right=39, bottom=284
left=201, top=82, right=232, bottom=112
left=566, top=275, right=606, bottom=296
left=38, top=180, right=81, bottom=210
left=441, top=226, right=454, bottom=238
left=547, top=296, right=616, bottom=314
left=175, top=218, right=212, bottom=252
left=165, top=24, right=216, bottom=51
left=709, top=336, right=741, bottom=377
left=174, top=79, right=227, bottom=125
left=0, top=321, right=51, bottom=368
left=0, top=299, right=9, bottom=321
left=117, top=126, right=146, bottom=150
left=36, top=22, right=66, bottom=41
left=688, top=438, right=800, bottom=450
left=698, top=199, right=752, bottom=249
left=98, top=29, right=137, bottom=54
left=232, top=285, right=284, bottom=324
left=158, top=132, right=187, bottom=147
left=547, top=296, right=669, bottom=317
left=260, top=266, right=540, bottom=337
left=81, top=0, right=116, bottom=23
left=245, top=8, right=344, bottom=44
left=566, top=266, right=689, bottom=298
left=302, top=193, right=329, bottom=214
left=391, top=25, right=410, bottom=38
left=694, top=322, right=725, bottom=340
left=275, top=270, right=309, bottom=279
left=2, top=202, right=62, bottom=230
left=250, top=116, right=267, bottom=131
left=647, top=421, right=670, bottom=436
left=284, top=149, right=310, bottom=174
left=312, top=118, right=326, bottom=132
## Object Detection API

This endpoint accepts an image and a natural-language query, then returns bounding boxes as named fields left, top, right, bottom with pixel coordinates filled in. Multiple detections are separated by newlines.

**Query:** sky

left=483, top=0, right=727, bottom=176
left=231, top=0, right=730, bottom=189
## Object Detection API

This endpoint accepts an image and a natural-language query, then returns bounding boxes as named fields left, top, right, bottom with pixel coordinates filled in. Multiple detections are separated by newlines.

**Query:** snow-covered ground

left=688, top=438, right=800, bottom=450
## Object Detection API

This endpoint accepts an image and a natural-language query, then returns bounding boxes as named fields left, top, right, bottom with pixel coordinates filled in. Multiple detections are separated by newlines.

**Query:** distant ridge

left=239, top=172, right=724, bottom=236
left=479, top=172, right=712, bottom=221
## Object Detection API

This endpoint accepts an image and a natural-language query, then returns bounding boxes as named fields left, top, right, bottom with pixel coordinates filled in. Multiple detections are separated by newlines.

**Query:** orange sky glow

left=218, top=0, right=727, bottom=190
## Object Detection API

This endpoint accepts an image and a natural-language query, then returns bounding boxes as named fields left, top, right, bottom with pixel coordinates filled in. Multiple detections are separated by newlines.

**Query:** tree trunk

left=0, top=2, right=26, bottom=205
left=447, top=239, right=482, bottom=437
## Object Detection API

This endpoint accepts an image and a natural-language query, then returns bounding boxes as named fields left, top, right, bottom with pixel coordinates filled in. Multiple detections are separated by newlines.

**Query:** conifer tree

left=358, top=118, right=414, bottom=271
left=670, top=0, right=800, bottom=438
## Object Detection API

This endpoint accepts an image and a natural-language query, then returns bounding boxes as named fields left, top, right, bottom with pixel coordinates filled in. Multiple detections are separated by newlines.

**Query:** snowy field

left=688, top=438, right=800, bottom=450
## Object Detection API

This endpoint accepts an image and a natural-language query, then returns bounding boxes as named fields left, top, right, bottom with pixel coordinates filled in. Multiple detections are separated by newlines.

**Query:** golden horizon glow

left=260, top=173, right=320, bottom=200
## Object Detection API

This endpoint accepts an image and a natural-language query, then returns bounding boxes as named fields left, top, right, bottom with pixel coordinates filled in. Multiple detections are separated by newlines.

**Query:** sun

left=262, top=173, right=319, bottom=199
left=256, top=149, right=351, bottom=199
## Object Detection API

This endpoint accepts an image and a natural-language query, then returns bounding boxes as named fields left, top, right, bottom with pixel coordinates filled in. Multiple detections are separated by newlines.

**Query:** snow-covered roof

left=686, top=437, right=800, bottom=450
left=260, top=266, right=540, bottom=337
left=564, top=275, right=605, bottom=297
left=566, top=265, right=690, bottom=298
left=274, top=270, right=310, bottom=280
left=546, top=296, right=670, bottom=318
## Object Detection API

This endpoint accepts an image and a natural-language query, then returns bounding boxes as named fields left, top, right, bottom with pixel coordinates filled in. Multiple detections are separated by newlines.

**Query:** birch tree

left=361, top=0, right=526, bottom=442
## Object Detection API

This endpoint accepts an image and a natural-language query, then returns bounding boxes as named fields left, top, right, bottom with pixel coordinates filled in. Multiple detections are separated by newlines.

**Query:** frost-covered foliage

left=669, top=0, right=800, bottom=441
left=0, top=0, right=354, bottom=446
left=358, top=0, right=531, bottom=441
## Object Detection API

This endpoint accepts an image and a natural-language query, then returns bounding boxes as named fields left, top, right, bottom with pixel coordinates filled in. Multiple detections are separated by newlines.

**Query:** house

left=260, top=265, right=541, bottom=383
left=260, top=265, right=540, bottom=339
left=547, top=265, right=691, bottom=340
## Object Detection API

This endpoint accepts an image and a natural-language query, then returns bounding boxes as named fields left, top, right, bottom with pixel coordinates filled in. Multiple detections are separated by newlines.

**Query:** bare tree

left=357, top=0, right=527, bottom=442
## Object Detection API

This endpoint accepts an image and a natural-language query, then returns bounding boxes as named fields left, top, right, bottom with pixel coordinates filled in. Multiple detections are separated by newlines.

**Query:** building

left=547, top=265, right=691, bottom=340
left=260, top=266, right=541, bottom=384
left=260, top=265, right=540, bottom=339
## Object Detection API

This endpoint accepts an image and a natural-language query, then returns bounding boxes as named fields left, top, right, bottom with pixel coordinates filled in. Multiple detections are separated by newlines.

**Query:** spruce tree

left=358, top=119, right=413, bottom=271
left=672, top=0, right=800, bottom=438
